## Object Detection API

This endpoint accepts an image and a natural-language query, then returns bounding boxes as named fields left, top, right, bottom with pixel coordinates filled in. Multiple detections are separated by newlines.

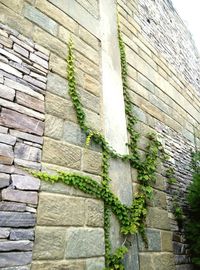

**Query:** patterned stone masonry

left=0, top=23, right=48, bottom=269
left=156, top=123, right=194, bottom=269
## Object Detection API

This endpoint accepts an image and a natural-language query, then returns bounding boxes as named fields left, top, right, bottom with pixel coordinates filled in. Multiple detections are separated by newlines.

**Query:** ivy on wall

left=32, top=23, right=169, bottom=269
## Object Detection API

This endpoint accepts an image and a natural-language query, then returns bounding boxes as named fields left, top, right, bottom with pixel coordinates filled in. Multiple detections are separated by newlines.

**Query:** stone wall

left=0, top=0, right=200, bottom=269
left=0, top=23, right=48, bottom=268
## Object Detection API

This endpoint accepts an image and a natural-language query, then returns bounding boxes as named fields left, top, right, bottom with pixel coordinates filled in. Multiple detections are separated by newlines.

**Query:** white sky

left=172, top=0, right=200, bottom=52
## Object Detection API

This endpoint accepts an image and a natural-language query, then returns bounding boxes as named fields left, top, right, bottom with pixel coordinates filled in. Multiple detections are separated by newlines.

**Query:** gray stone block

left=0, top=228, right=10, bottom=239
left=63, top=121, right=86, bottom=146
left=0, top=133, right=16, bottom=145
left=14, top=143, right=41, bottom=163
left=138, top=229, right=161, bottom=251
left=0, top=252, right=32, bottom=268
left=0, top=201, right=26, bottom=212
left=13, top=44, right=29, bottom=58
left=2, top=189, right=38, bottom=205
left=0, top=212, right=36, bottom=227
left=9, top=130, right=43, bottom=145
left=0, top=84, right=15, bottom=101
left=0, top=240, right=33, bottom=251
left=65, top=228, right=105, bottom=258
left=11, top=175, right=40, bottom=191
left=0, top=143, right=14, bottom=165
left=10, top=229, right=34, bottom=241
left=47, top=72, right=69, bottom=99
left=24, top=4, right=58, bottom=36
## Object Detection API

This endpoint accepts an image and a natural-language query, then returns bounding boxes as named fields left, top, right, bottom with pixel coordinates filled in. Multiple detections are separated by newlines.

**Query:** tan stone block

left=151, top=190, right=167, bottom=210
left=79, top=25, right=99, bottom=51
left=161, top=231, right=173, bottom=252
left=44, top=114, right=64, bottom=139
left=31, top=260, right=86, bottom=270
left=45, top=92, right=77, bottom=123
left=83, top=73, right=100, bottom=97
left=139, top=49, right=157, bottom=70
left=33, top=26, right=67, bottom=59
left=49, top=53, right=67, bottom=78
left=139, top=253, right=154, bottom=270
left=35, top=0, right=78, bottom=33
left=86, top=199, right=104, bottom=227
left=0, top=0, right=24, bottom=13
left=82, top=149, right=102, bottom=175
left=42, top=137, right=81, bottom=169
left=85, top=109, right=102, bottom=132
left=153, top=252, right=175, bottom=270
left=33, top=226, right=66, bottom=260
left=0, top=4, right=33, bottom=37
left=146, top=207, right=170, bottom=230
left=37, top=193, right=85, bottom=226
left=128, top=78, right=149, bottom=100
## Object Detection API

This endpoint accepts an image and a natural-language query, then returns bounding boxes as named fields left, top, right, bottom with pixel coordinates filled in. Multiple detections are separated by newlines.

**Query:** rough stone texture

left=86, top=199, right=104, bottom=227
left=0, top=212, right=36, bottom=227
left=0, top=252, right=32, bottom=268
left=0, top=23, right=47, bottom=269
left=2, top=189, right=38, bottom=205
left=65, top=228, right=105, bottom=258
left=137, top=0, right=200, bottom=93
left=82, top=149, right=102, bottom=175
left=31, top=260, right=86, bottom=270
left=44, top=114, right=63, bottom=140
left=138, top=229, right=161, bottom=252
left=11, top=175, right=40, bottom=191
left=146, top=207, right=170, bottom=230
left=10, top=229, right=34, bottom=240
left=33, top=227, right=66, bottom=260
left=36, top=193, right=85, bottom=226
left=42, top=138, right=81, bottom=169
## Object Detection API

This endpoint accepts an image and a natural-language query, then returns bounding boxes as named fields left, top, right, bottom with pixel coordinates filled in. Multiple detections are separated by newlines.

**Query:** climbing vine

left=32, top=23, right=169, bottom=269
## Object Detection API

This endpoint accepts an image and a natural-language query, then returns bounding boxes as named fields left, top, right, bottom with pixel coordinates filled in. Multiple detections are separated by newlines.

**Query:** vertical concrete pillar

left=99, top=0, right=139, bottom=268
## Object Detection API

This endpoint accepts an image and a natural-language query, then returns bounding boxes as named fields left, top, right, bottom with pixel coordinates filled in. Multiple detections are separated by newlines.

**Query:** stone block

left=37, top=193, right=85, bottom=226
left=2, top=189, right=38, bottom=205
left=0, top=0, right=24, bottom=13
left=137, top=73, right=155, bottom=93
left=151, top=189, right=167, bottom=209
left=153, top=173, right=165, bottom=191
left=11, top=175, right=40, bottom=191
left=0, top=133, right=16, bottom=145
left=79, top=88, right=100, bottom=114
left=10, top=35, right=34, bottom=52
left=0, top=212, right=36, bottom=227
left=0, top=97, right=44, bottom=120
left=0, top=84, right=15, bottom=101
left=45, top=92, right=77, bottom=122
left=24, top=75, right=46, bottom=90
left=85, top=109, right=102, bottom=132
left=153, top=253, right=175, bottom=270
left=82, top=149, right=102, bottom=175
left=33, top=26, right=67, bottom=59
left=16, top=91, right=44, bottom=113
left=14, top=142, right=41, bottom=162
left=65, top=228, right=105, bottom=258
left=0, top=126, right=8, bottom=134
left=0, top=178, right=10, bottom=188
left=30, top=52, right=48, bottom=69
left=0, top=228, right=10, bottom=238
left=44, top=114, right=63, bottom=139
left=42, top=137, right=81, bottom=169
left=0, top=62, right=22, bottom=78
left=10, top=229, right=34, bottom=240
left=139, top=253, right=154, bottom=270
left=0, top=240, right=33, bottom=251
left=2, top=265, right=31, bottom=270
left=0, top=202, right=26, bottom=214
left=0, top=108, right=44, bottom=136
left=49, top=53, right=67, bottom=78
left=146, top=207, right=170, bottom=230
left=31, top=260, right=85, bottom=270
left=0, top=164, right=14, bottom=174
left=63, top=121, right=86, bottom=146
left=138, top=229, right=161, bottom=252
left=0, top=35, right=13, bottom=48
left=14, top=43, right=29, bottom=58
left=161, top=231, right=173, bottom=252
left=86, top=257, right=105, bottom=270
left=33, top=226, right=66, bottom=260
left=47, top=72, right=69, bottom=99
left=9, top=130, right=43, bottom=145
left=0, top=47, right=22, bottom=63
left=79, top=25, right=99, bottom=51
left=83, top=74, right=100, bottom=97
left=86, top=199, right=104, bottom=227
left=24, top=4, right=58, bottom=36
left=14, top=158, right=41, bottom=170
left=5, top=78, right=44, bottom=100
left=30, top=71, right=47, bottom=82
left=0, top=252, right=32, bottom=268
left=0, top=143, right=14, bottom=165
left=35, top=0, right=79, bottom=33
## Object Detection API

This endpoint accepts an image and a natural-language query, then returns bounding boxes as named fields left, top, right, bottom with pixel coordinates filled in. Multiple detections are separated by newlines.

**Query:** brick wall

left=0, top=0, right=200, bottom=269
